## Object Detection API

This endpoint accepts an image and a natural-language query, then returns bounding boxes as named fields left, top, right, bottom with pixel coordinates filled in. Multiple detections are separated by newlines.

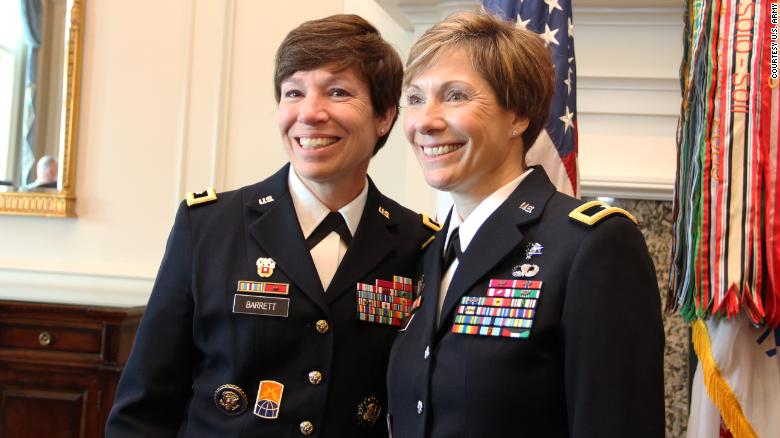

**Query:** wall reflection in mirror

left=0, top=0, right=83, bottom=216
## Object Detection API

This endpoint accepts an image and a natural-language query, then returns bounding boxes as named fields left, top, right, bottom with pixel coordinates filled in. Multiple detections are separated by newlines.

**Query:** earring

left=512, top=129, right=518, bottom=137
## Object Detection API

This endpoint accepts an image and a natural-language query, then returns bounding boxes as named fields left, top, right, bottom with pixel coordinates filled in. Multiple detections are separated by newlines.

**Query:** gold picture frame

left=0, top=0, right=84, bottom=217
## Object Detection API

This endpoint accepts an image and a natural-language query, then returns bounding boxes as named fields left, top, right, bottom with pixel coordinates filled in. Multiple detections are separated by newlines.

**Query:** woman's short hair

left=274, top=14, right=403, bottom=154
left=405, top=11, right=555, bottom=157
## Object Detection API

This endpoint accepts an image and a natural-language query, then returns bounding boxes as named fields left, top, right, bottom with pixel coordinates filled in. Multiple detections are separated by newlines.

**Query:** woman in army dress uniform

left=387, top=11, right=665, bottom=437
left=107, top=14, right=435, bottom=437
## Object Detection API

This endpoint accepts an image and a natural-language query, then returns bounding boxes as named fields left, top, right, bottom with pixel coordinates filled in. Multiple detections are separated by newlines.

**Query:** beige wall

left=575, top=5, right=681, bottom=198
left=0, top=0, right=682, bottom=306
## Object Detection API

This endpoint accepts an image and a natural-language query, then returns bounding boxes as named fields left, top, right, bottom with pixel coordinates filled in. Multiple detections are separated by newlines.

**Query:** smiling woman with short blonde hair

left=387, top=10, right=665, bottom=438
left=404, top=11, right=554, bottom=156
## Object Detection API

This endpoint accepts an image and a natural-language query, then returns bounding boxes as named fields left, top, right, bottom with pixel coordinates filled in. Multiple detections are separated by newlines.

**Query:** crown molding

left=581, top=175, right=674, bottom=200
left=374, top=0, right=480, bottom=31
left=375, top=0, right=684, bottom=30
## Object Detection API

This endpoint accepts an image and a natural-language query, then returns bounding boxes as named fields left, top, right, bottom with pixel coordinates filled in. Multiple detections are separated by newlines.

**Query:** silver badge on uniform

left=524, top=242, right=543, bottom=260
left=512, top=264, right=540, bottom=278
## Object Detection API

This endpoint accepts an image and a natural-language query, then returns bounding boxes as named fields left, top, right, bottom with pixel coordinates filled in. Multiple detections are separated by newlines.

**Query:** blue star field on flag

left=483, top=0, right=579, bottom=196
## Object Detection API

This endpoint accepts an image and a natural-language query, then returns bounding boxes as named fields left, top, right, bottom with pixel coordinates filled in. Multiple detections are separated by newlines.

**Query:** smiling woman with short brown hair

left=107, top=14, right=433, bottom=438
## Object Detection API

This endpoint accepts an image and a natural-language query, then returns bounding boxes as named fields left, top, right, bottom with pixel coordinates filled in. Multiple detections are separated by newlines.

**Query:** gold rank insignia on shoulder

left=421, top=213, right=442, bottom=232
left=420, top=214, right=441, bottom=249
left=568, top=200, right=638, bottom=226
left=186, top=187, right=217, bottom=207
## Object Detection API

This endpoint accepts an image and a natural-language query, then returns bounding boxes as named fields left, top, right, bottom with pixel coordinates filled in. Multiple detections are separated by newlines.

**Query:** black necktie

left=442, top=227, right=462, bottom=268
left=306, top=212, right=352, bottom=250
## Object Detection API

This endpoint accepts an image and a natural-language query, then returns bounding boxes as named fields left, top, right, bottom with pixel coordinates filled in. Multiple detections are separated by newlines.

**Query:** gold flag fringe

left=691, top=320, right=758, bottom=438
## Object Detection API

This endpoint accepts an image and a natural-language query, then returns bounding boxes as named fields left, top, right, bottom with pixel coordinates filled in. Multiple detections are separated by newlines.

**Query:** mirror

left=0, top=0, right=84, bottom=217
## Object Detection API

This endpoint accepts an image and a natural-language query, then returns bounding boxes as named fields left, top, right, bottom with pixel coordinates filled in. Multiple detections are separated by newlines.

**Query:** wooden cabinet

left=0, top=300, right=143, bottom=438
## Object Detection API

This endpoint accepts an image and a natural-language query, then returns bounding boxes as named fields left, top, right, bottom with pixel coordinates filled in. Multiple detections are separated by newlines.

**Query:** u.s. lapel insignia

left=512, top=264, right=540, bottom=278
left=214, top=384, right=248, bottom=416
left=524, top=242, right=544, bottom=260
left=357, top=395, right=382, bottom=426
left=519, top=201, right=535, bottom=213
left=259, top=195, right=274, bottom=205
left=378, top=206, right=390, bottom=219
left=256, top=257, right=276, bottom=278
left=254, top=380, right=284, bottom=419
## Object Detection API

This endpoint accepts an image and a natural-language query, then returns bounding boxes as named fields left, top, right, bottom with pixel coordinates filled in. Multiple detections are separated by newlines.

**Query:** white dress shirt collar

left=444, top=168, right=534, bottom=254
left=288, top=167, right=367, bottom=238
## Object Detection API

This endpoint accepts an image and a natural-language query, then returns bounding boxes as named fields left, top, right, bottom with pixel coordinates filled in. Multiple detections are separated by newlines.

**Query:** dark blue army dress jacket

left=106, top=164, right=433, bottom=438
left=387, top=167, right=665, bottom=438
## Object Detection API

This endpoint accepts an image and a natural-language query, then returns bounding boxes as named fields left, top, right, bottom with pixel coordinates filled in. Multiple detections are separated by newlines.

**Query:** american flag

left=483, top=0, right=579, bottom=197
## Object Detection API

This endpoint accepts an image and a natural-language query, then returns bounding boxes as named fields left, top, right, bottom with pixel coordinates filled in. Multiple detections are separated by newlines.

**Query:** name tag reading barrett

left=233, top=294, right=289, bottom=317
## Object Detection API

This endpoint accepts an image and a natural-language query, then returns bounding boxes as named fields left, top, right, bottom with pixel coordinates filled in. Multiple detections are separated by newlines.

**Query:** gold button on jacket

left=315, top=319, right=329, bottom=334
left=299, top=420, right=314, bottom=435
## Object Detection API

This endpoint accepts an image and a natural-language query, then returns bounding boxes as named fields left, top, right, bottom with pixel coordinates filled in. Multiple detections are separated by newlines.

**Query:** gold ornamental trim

left=61, top=0, right=84, bottom=193
left=0, top=0, right=84, bottom=217
left=568, top=200, right=638, bottom=226
left=692, top=320, right=758, bottom=438
left=0, top=192, right=75, bottom=217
